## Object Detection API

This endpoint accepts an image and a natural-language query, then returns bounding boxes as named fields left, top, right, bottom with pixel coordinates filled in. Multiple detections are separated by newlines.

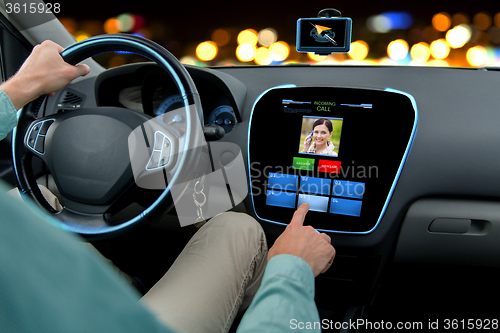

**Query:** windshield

left=58, top=2, right=500, bottom=68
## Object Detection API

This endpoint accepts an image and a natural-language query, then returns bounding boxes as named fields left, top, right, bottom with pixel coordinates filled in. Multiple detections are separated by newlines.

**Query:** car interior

left=1, top=3, right=500, bottom=332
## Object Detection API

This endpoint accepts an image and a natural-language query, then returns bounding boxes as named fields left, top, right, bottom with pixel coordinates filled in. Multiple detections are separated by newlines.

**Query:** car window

left=0, top=16, right=31, bottom=185
left=56, top=6, right=500, bottom=69
left=0, top=17, right=31, bottom=80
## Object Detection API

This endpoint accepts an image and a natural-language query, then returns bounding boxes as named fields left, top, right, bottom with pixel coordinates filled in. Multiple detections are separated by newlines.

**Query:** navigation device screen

left=296, top=18, right=352, bottom=53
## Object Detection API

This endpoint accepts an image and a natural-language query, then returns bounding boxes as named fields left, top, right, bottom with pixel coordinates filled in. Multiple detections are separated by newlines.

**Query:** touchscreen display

left=248, top=87, right=417, bottom=233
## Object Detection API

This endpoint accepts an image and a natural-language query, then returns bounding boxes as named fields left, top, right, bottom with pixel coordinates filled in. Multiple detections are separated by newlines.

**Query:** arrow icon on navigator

left=313, top=24, right=332, bottom=35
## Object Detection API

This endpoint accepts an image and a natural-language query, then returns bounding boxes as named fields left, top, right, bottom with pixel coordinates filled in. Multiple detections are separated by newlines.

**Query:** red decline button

left=318, top=160, right=341, bottom=173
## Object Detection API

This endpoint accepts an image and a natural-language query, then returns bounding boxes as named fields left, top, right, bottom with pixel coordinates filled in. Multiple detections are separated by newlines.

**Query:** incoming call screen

left=248, top=87, right=417, bottom=233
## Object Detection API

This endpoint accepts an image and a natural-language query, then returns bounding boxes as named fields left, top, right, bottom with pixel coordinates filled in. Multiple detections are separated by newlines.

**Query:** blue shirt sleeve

left=0, top=181, right=175, bottom=333
left=0, top=88, right=18, bottom=140
left=236, top=254, right=321, bottom=333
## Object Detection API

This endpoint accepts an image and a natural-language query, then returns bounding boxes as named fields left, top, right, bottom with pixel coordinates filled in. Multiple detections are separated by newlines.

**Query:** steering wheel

left=12, top=34, right=204, bottom=239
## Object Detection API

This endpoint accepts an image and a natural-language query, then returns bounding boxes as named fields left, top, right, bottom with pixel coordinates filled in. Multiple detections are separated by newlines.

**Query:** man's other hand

left=268, top=203, right=336, bottom=277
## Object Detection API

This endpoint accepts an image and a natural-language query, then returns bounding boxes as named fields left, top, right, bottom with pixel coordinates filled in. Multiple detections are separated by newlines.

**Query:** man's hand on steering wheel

left=0, top=40, right=90, bottom=110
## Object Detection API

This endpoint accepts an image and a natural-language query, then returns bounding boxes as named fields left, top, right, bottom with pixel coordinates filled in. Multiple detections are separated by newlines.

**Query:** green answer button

left=293, top=157, right=315, bottom=171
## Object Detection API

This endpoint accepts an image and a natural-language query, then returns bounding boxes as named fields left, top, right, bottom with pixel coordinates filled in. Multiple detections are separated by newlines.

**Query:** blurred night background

left=56, top=1, right=500, bottom=68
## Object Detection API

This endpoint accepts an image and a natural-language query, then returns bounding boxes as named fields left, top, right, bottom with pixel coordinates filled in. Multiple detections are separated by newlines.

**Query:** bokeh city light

left=446, top=24, right=472, bottom=48
left=254, top=47, right=272, bottom=65
left=237, top=29, right=258, bottom=46
left=212, top=29, right=231, bottom=46
left=258, top=28, right=278, bottom=47
left=387, top=39, right=409, bottom=61
left=236, top=43, right=256, bottom=62
left=410, top=42, right=431, bottom=62
left=348, top=41, right=369, bottom=61
left=196, top=41, right=218, bottom=62
left=269, top=41, right=290, bottom=62
left=430, top=39, right=450, bottom=60
left=467, top=46, right=488, bottom=67
left=432, top=13, right=451, bottom=32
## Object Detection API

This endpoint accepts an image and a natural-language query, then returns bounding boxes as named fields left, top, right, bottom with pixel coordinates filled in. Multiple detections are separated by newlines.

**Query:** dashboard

left=41, top=62, right=500, bottom=310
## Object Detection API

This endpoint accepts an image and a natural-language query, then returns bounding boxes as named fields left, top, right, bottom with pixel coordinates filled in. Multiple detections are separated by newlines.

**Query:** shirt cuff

left=265, top=254, right=315, bottom=298
left=0, top=88, right=18, bottom=140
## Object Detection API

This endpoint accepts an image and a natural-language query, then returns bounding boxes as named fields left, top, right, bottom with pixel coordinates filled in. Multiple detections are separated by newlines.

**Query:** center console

left=248, top=86, right=417, bottom=233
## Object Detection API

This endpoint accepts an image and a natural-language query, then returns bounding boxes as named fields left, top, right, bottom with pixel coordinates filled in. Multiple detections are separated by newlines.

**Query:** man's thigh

left=141, top=212, right=267, bottom=333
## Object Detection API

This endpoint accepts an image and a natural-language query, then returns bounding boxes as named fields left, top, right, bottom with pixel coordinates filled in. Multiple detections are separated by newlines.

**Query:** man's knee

left=207, top=212, right=266, bottom=249
left=209, top=212, right=263, bottom=234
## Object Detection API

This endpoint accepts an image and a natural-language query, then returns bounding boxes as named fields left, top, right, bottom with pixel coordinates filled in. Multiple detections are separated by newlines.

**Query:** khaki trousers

left=141, top=212, right=268, bottom=333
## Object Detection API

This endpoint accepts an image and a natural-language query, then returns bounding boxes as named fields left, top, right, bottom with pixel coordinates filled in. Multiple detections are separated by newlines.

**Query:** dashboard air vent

left=57, top=89, right=85, bottom=112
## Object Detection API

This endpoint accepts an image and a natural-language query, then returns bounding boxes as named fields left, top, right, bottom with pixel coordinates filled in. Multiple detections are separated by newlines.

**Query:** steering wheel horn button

left=25, top=119, right=55, bottom=154
left=146, top=131, right=172, bottom=170
left=34, top=136, right=45, bottom=153
left=39, top=120, right=54, bottom=135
